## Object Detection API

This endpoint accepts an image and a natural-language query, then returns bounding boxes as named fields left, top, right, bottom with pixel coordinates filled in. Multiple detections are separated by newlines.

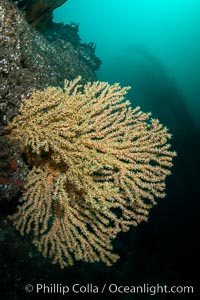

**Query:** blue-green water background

left=54, top=0, right=200, bottom=130
left=53, top=0, right=200, bottom=294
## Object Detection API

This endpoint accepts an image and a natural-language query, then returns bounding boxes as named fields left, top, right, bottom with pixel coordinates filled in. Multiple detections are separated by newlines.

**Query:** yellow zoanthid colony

left=7, top=76, right=176, bottom=268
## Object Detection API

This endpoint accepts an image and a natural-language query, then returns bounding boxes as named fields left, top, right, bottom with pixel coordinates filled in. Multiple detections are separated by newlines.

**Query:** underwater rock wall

left=0, top=1, right=100, bottom=130
left=0, top=0, right=101, bottom=204
left=0, top=1, right=101, bottom=289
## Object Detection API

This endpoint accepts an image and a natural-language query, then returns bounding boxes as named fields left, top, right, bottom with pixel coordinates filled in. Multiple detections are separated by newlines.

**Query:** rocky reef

left=0, top=1, right=101, bottom=297
left=0, top=0, right=101, bottom=204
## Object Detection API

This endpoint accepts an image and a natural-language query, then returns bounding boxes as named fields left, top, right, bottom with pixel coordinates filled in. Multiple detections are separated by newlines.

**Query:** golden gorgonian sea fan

left=7, top=76, right=176, bottom=268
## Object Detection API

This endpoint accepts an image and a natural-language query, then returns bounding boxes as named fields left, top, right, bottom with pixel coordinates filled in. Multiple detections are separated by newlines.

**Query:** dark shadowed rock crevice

left=13, top=0, right=68, bottom=30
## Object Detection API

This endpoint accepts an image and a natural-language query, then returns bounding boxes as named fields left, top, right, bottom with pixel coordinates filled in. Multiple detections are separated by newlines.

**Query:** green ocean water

left=52, top=2, right=200, bottom=295
left=54, top=0, right=200, bottom=129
